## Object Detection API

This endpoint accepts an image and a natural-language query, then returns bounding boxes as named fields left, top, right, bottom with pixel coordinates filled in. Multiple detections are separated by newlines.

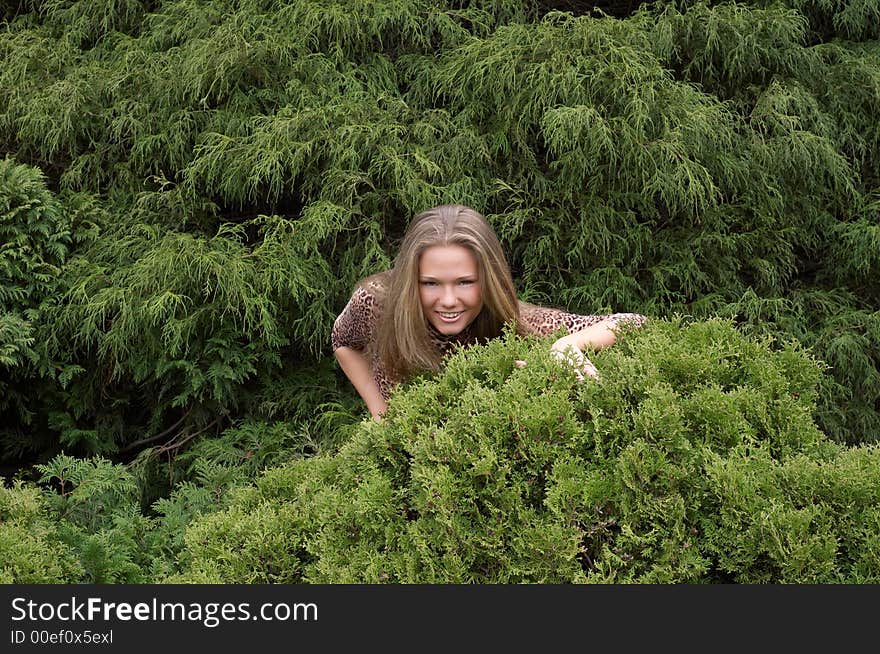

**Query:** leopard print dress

left=331, top=281, right=646, bottom=401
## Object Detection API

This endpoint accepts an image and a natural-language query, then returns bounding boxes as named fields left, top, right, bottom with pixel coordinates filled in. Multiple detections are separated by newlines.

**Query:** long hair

left=364, top=204, right=533, bottom=382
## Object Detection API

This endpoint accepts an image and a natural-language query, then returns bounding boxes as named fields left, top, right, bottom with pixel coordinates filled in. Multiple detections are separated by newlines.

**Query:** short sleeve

left=331, top=285, right=381, bottom=352
left=521, top=305, right=646, bottom=337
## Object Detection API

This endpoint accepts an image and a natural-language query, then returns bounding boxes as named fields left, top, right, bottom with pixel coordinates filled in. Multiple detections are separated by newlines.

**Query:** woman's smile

left=418, top=244, right=483, bottom=335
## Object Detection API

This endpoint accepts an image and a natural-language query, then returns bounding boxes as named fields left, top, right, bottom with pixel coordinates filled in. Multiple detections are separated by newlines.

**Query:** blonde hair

left=363, top=204, right=533, bottom=382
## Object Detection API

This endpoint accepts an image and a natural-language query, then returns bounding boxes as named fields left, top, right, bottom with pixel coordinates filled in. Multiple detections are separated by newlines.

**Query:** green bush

left=701, top=444, right=880, bottom=583
left=170, top=318, right=880, bottom=583
left=0, top=157, right=73, bottom=460
left=0, top=417, right=329, bottom=583
left=2, top=0, right=879, bottom=455
left=2, top=0, right=880, bottom=584
left=0, top=479, right=82, bottom=583
left=29, top=455, right=155, bottom=583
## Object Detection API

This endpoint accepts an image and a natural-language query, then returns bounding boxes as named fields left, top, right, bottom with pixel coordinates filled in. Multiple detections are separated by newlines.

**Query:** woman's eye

left=420, top=281, right=437, bottom=286
left=459, top=280, right=474, bottom=286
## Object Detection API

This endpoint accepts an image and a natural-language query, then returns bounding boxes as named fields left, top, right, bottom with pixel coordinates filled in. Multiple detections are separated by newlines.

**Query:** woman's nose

left=441, top=286, right=457, bottom=306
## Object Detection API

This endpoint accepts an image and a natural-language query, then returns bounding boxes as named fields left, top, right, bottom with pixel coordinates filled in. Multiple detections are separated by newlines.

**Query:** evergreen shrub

left=0, top=479, right=82, bottom=583
left=2, top=0, right=880, bottom=457
left=171, top=318, right=880, bottom=583
left=0, top=417, right=332, bottom=583
left=28, top=455, right=157, bottom=583
left=2, top=0, right=880, bottom=582
left=0, top=157, right=72, bottom=460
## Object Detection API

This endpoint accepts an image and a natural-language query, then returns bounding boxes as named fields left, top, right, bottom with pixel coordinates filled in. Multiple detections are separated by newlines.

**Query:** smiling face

left=418, top=244, right=484, bottom=336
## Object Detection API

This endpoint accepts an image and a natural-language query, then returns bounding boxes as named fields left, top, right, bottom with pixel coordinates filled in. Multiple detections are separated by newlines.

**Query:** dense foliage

left=6, top=320, right=880, bottom=583
left=1, top=0, right=878, bottom=583
left=171, top=320, right=880, bottom=583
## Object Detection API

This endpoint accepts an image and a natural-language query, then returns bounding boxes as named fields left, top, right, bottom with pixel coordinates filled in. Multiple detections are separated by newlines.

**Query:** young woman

left=332, top=204, right=646, bottom=419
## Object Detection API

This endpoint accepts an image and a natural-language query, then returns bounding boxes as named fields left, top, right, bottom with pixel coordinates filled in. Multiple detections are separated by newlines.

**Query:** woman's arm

left=332, top=284, right=388, bottom=420
left=334, top=346, right=388, bottom=420
left=535, top=311, right=646, bottom=380
left=553, top=318, right=620, bottom=352
left=520, top=303, right=647, bottom=380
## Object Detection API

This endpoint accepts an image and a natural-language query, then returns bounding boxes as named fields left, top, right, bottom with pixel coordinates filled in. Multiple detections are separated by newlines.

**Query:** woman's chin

left=433, top=324, right=464, bottom=336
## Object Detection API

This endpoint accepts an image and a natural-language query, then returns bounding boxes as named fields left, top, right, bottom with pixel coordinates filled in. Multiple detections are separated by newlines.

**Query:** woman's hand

left=513, top=335, right=600, bottom=380
left=516, top=320, right=619, bottom=380
left=550, top=335, right=600, bottom=381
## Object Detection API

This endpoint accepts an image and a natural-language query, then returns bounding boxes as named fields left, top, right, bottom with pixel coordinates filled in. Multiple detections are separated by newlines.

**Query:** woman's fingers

left=517, top=347, right=600, bottom=381
left=580, top=355, right=600, bottom=380
left=549, top=344, right=599, bottom=381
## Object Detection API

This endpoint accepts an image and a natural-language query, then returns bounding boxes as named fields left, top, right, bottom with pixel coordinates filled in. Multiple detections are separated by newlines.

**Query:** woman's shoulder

left=354, top=271, right=391, bottom=306
left=331, top=271, right=391, bottom=350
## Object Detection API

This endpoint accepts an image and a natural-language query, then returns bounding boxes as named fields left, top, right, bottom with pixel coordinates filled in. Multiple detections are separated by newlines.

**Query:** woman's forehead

left=419, top=244, right=478, bottom=276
